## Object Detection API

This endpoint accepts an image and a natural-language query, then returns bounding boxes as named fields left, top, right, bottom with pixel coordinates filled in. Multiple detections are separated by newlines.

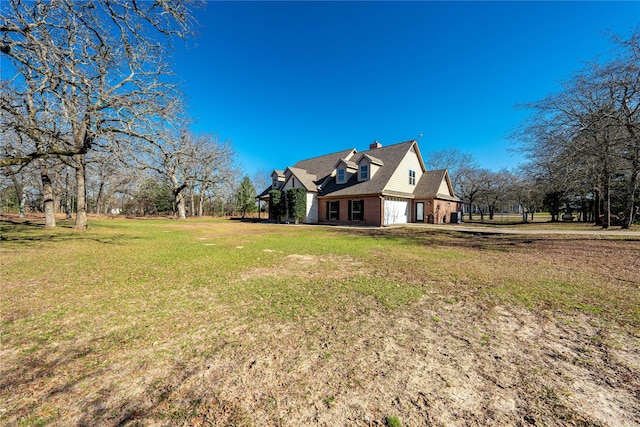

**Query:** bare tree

left=457, top=166, right=489, bottom=221
left=252, top=169, right=270, bottom=218
left=513, top=28, right=639, bottom=228
left=1, top=0, right=200, bottom=228
left=511, top=173, right=545, bottom=222
left=1, top=88, right=63, bottom=226
left=138, top=129, right=235, bottom=220
left=187, top=134, right=236, bottom=217
left=479, top=169, right=514, bottom=220
left=86, top=151, right=137, bottom=214
left=598, top=30, right=640, bottom=228
left=425, top=148, right=478, bottom=194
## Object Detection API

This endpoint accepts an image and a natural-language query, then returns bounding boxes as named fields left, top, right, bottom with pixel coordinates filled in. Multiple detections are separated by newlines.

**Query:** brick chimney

left=369, top=140, right=382, bottom=150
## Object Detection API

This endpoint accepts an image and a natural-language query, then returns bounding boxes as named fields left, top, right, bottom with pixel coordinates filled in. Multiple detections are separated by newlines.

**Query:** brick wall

left=318, top=196, right=382, bottom=226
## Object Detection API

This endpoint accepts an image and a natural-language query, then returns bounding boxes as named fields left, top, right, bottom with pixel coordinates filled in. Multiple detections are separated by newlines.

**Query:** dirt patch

left=35, top=298, right=635, bottom=426
left=240, top=253, right=367, bottom=282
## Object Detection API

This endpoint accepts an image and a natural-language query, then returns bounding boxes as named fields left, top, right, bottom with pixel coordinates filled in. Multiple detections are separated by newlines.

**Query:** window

left=327, top=201, right=340, bottom=220
left=337, top=168, right=345, bottom=183
left=409, top=169, right=416, bottom=185
left=350, top=200, right=364, bottom=221
left=360, top=164, right=368, bottom=180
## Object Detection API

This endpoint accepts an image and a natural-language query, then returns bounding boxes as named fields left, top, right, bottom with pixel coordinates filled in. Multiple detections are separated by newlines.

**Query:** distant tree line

left=425, top=150, right=532, bottom=222
left=0, top=0, right=244, bottom=227
left=0, top=168, right=265, bottom=219
left=512, top=28, right=639, bottom=229
left=427, top=28, right=639, bottom=229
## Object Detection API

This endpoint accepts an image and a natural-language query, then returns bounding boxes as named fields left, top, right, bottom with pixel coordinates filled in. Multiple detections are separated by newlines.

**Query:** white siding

left=306, top=193, right=318, bottom=223
left=384, top=148, right=424, bottom=194
left=370, top=163, right=381, bottom=178
left=281, top=175, right=316, bottom=222
left=384, top=198, right=408, bottom=225
left=282, top=176, right=295, bottom=190
left=438, top=178, right=451, bottom=196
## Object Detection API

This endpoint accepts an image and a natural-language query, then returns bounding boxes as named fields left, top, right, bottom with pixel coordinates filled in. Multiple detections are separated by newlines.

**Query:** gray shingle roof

left=335, top=158, right=358, bottom=170
left=357, top=153, right=384, bottom=166
left=293, top=148, right=356, bottom=181
left=259, top=140, right=457, bottom=202
left=414, top=169, right=460, bottom=201
left=286, top=167, right=318, bottom=192
left=319, top=140, right=417, bottom=197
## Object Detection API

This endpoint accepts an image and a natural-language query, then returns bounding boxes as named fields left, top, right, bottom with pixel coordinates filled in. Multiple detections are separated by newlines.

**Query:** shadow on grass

left=0, top=220, right=138, bottom=247
left=0, top=329, right=248, bottom=426
left=331, top=226, right=640, bottom=253
left=5, top=317, right=240, bottom=425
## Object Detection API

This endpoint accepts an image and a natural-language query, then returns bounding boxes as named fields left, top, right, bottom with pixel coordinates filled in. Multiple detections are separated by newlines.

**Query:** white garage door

left=384, top=198, right=408, bottom=225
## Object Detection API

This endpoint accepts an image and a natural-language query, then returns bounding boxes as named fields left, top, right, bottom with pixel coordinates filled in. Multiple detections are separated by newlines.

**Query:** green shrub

left=286, top=187, right=307, bottom=224
left=385, top=415, right=402, bottom=427
left=269, top=189, right=287, bottom=223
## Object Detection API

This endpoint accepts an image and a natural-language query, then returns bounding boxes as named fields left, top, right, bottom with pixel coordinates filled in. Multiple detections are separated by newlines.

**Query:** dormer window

left=360, top=164, right=369, bottom=180
left=337, top=168, right=346, bottom=183
left=409, top=169, right=416, bottom=185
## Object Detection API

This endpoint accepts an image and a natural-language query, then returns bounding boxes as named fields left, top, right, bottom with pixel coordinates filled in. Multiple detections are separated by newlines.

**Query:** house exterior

left=257, top=140, right=462, bottom=226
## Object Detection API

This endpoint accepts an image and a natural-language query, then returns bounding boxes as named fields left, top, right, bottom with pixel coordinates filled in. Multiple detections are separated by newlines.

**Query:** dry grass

left=1, top=216, right=639, bottom=426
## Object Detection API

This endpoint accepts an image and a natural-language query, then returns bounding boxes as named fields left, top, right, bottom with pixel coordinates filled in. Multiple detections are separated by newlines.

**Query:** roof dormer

left=334, top=158, right=357, bottom=184
left=356, top=153, right=383, bottom=181
left=271, top=170, right=285, bottom=190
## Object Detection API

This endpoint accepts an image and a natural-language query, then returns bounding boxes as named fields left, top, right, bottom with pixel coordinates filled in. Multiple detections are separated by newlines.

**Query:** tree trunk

left=198, top=192, right=204, bottom=216
left=594, top=190, right=601, bottom=226
left=65, top=166, right=73, bottom=219
left=40, top=159, right=56, bottom=228
left=95, top=182, right=104, bottom=215
left=622, top=140, right=639, bottom=229
left=19, top=188, right=27, bottom=218
left=603, top=175, right=611, bottom=229
left=170, top=173, right=187, bottom=220
left=176, top=192, right=186, bottom=219
left=74, top=154, right=88, bottom=229
left=190, top=187, right=195, bottom=217
left=10, top=175, right=26, bottom=218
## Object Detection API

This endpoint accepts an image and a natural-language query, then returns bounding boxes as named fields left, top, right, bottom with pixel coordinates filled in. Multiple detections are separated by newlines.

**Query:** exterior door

left=416, top=202, right=424, bottom=222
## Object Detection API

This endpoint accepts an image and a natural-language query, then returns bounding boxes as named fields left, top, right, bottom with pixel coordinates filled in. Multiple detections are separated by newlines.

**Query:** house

left=257, top=140, right=462, bottom=226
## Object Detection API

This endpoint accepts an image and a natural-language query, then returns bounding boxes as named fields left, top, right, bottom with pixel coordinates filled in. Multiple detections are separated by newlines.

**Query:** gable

left=414, top=169, right=460, bottom=201
left=383, top=145, right=424, bottom=195
left=282, top=167, right=318, bottom=192
left=438, top=175, right=452, bottom=196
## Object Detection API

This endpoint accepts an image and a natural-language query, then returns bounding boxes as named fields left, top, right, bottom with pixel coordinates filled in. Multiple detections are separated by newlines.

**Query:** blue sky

left=173, top=1, right=639, bottom=178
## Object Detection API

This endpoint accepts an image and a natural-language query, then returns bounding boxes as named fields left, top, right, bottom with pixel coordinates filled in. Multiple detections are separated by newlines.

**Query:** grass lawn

left=1, top=216, right=639, bottom=426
